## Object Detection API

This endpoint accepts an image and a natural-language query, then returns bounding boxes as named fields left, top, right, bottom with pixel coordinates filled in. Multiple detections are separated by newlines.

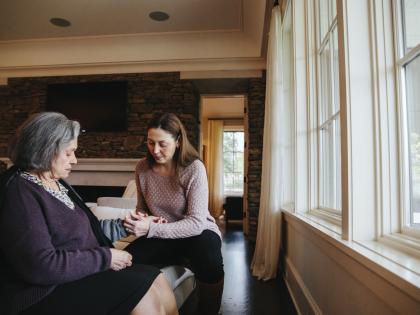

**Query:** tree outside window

left=223, top=131, right=244, bottom=194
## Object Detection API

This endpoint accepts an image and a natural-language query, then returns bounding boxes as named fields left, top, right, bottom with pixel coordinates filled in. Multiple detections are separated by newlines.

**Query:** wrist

left=105, top=247, right=113, bottom=269
left=147, top=221, right=157, bottom=238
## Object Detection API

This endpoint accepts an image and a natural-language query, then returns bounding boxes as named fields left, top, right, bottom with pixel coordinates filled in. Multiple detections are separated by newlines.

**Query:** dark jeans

left=125, top=229, right=224, bottom=284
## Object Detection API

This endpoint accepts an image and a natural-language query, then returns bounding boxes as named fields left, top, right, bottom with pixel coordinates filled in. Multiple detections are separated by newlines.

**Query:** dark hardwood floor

left=220, top=221, right=297, bottom=315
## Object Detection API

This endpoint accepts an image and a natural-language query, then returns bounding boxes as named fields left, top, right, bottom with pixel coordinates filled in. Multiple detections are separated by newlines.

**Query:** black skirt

left=19, top=264, right=161, bottom=315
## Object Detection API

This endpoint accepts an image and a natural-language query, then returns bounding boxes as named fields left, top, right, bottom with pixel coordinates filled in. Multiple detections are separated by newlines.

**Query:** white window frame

left=393, top=0, right=420, bottom=239
left=283, top=1, right=296, bottom=211
left=222, top=129, right=244, bottom=196
left=281, top=0, right=420, bottom=295
left=308, top=0, right=342, bottom=225
left=338, top=0, right=420, bottom=257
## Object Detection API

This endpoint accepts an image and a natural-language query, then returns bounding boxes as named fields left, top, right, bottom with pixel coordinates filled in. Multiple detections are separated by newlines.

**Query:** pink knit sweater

left=135, top=158, right=221, bottom=239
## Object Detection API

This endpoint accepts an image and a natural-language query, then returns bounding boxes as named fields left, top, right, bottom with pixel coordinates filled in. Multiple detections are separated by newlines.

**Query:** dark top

left=0, top=168, right=112, bottom=315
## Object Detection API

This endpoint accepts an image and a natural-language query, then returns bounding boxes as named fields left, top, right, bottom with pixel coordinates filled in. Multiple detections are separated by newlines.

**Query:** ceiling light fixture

left=50, top=17, right=71, bottom=27
left=149, top=11, right=170, bottom=22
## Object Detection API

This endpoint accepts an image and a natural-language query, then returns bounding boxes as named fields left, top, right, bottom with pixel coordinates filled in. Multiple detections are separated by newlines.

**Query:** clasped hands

left=110, top=248, right=132, bottom=271
left=110, top=212, right=167, bottom=271
left=123, top=211, right=167, bottom=238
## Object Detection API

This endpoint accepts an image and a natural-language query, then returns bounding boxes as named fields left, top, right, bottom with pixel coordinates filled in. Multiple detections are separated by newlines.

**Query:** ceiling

left=0, top=0, right=243, bottom=41
left=0, top=0, right=271, bottom=79
left=202, top=96, right=245, bottom=119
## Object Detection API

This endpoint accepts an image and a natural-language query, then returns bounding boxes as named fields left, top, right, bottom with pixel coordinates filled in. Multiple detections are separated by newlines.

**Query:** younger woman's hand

left=124, top=213, right=168, bottom=237
left=134, top=211, right=167, bottom=223
left=124, top=214, right=151, bottom=237
left=109, top=248, right=132, bottom=271
left=134, top=211, right=148, bottom=219
left=131, top=212, right=167, bottom=224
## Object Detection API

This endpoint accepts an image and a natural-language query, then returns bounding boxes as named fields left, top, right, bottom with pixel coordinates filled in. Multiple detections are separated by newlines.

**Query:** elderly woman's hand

left=109, top=248, right=132, bottom=271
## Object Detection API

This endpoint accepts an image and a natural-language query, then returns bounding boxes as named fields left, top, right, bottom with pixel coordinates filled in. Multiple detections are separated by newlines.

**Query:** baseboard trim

left=284, top=257, right=322, bottom=315
left=284, top=276, right=303, bottom=315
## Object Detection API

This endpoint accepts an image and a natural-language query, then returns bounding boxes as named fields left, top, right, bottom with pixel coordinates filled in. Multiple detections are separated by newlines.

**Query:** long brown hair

left=146, top=113, right=200, bottom=170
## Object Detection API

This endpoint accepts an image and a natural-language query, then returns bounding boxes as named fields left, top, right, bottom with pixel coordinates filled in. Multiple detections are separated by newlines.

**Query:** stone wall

left=0, top=73, right=200, bottom=158
left=247, top=76, right=266, bottom=242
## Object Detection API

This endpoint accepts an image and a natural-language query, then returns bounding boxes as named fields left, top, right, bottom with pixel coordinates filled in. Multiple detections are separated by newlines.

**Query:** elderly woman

left=0, top=112, right=178, bottom=315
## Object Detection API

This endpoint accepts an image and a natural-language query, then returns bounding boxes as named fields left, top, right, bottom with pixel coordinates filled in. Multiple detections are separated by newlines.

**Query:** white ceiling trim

left=180, top=70, right=262, bottom=79
left=0, top=26, right=262, bottom=70
left=0, top=28, right=244, bottom=45
left=0, top=57, right=266, bottom=79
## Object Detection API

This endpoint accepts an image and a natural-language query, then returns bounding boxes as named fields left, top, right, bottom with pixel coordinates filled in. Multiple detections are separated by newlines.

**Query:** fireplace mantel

left=69, top=158, right=139, bottom=186
left=0, top=157, right=139, bottom=187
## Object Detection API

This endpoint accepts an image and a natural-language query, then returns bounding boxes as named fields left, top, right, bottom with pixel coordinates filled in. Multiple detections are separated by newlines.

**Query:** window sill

left=357, top=237, right=420, bottom=279
left=284, top=212, right=420, bottom=301
left=304, top=209, right=342, bottom=234
left=223, top=191, right=244, bottom=197
left=379, top=233, right=420, bottom=260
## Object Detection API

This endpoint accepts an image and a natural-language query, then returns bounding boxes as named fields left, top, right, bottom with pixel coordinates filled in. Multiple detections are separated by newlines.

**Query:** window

left=399, top=0, right=420, bottom=228
left=277, top=0, right=420, bottom=296
left=223, top=131, right=244, bottom=195
left=316, top=0, right=341, bottom=212
left=281, top=2, right=295, bottom=210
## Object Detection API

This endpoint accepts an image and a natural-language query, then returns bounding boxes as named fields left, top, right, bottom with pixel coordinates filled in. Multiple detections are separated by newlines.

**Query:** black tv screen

left=46, top=81, right=128, bottom=132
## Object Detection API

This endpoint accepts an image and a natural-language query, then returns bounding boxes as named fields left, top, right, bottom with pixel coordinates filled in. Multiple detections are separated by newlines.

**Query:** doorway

left=200, top=95, right=249, bottom=234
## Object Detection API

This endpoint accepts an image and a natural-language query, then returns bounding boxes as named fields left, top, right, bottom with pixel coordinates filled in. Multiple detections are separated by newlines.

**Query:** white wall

left=200, top=96, right=245, bottom=152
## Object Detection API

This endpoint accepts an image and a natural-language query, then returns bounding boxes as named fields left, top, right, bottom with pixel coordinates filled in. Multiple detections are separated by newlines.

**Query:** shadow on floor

left=219, top=221, right=297, bottom=315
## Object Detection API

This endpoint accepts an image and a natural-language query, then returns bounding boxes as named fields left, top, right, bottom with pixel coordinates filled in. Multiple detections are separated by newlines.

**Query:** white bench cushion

left=97, top=197, right=136, bottom=209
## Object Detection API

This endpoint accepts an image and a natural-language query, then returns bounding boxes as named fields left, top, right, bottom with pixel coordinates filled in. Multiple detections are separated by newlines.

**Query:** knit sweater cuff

left=101, top=246, right=112, bottom=269
left=147, top=221, right=160, bottom=238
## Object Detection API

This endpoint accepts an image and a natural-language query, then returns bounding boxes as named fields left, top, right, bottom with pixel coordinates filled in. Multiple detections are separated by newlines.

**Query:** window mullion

left=397, top=44, right=420, bottom=67
left=318, top=18, right=338, bottom=52
left=319, top=111, right=339, bottom=131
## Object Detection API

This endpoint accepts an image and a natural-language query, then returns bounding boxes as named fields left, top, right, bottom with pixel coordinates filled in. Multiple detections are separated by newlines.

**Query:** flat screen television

left=46, top=81, right=128, bottom=132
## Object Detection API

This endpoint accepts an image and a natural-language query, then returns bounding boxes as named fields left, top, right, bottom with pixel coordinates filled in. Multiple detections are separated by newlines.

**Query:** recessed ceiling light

left=50, top=17, right=71, bottom=27
left=149, top=11, right=170, bottom=22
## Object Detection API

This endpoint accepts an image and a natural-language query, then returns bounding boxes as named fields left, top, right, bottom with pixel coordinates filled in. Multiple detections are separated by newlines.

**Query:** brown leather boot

left=196, top=278, right=224, bottom=315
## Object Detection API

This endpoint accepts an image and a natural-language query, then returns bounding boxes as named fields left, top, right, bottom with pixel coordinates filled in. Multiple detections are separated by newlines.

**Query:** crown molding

left=0, top=57, right=266, bottom=79
left=180, top=69, right=263, bottom=79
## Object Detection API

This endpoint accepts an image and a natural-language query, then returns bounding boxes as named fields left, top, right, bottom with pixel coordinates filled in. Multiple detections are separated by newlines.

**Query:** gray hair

left=8, top=112, right=80, bottom=172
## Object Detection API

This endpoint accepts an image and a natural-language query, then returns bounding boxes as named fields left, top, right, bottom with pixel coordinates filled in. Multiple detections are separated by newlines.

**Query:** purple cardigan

left=0, top=173, right=111, bottom=315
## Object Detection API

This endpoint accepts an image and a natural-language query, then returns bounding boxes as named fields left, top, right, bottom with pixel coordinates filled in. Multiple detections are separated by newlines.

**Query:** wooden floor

left=220, top=222, right=297, bottom=315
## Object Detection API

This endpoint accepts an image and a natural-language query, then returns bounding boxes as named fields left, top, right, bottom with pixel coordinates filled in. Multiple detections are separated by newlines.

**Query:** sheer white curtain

left=206, top=120, right=224, bottom=218
left=251, top=5, right=283, bottom=280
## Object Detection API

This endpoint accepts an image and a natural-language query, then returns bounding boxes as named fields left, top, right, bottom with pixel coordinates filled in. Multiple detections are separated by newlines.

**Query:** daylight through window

left=223, top=131, right=244, bottom=195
